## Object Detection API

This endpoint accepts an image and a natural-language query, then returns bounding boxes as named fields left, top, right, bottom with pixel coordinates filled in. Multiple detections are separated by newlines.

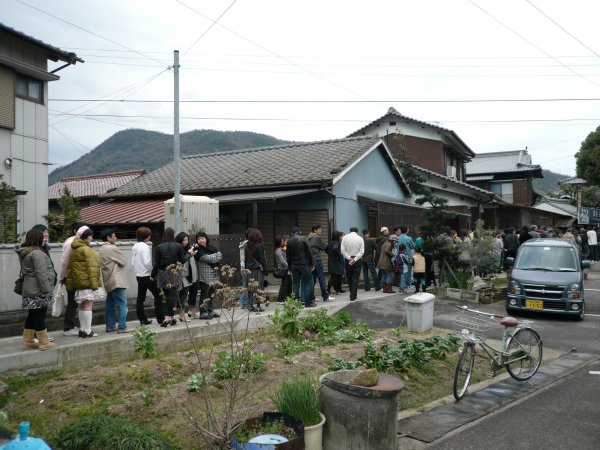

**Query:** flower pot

left=303, top=413, right=325, bottom=450
left=231, top=412, right=304, bottom=450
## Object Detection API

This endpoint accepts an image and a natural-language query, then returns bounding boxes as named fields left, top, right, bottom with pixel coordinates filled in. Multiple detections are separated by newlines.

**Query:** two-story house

left=465, top=149, right=543, bottom=229
left=0, top=23, right=82, bottom=238
left=348, top=107, right=502, bottom=231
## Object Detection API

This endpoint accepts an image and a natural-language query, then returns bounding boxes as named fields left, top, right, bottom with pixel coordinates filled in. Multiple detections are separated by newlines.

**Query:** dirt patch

left=1, top=327, right=489, bottom=449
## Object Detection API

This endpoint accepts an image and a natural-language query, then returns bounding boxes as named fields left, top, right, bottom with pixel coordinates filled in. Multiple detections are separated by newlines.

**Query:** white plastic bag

left=51, top=284, right=67, bottom=317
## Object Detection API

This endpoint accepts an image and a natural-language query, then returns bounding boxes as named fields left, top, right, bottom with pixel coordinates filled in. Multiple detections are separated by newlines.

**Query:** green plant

left=271, top=377, right=322, bottom=427
left=333, top=322, right=373, bottom=343
left=328, top=358, right=360, bottom=371
left=132, top=325, right=157, bottom=358
left=233, top=418, right=296, bottom=443
left=275, top=339, right=317, bottom=361
left=447, top=269, right=472, bottom=289
left=211, top=350, right=267, bottom=380
left=51, top=414, right=177, bottom=450
left=270, top=297, right=303, bottom=338
left=186, top=373, right=206, bottom=392
left=0, top=177, right=18, bottom=244
left=142, top=387, right=153, bottom=406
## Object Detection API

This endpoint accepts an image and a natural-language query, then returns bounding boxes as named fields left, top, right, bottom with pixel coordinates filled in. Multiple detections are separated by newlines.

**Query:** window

left=0, top=65, right=15, bottom=129
left=15, top=74, right=43, bottom=104
left=490, top=182, right=513, bottom=203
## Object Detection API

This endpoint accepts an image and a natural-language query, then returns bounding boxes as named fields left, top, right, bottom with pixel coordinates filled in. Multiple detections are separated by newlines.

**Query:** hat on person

left=380, top=226, right=389, bottom=233
left=76, top=225, right=90, bottom=237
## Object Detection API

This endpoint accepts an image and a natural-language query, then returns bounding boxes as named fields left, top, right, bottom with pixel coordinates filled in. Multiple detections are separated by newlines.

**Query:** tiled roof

left=558, top=176, right=587, bottom=185
left=105, top=136, right=402, bottom=198
left=465, top=150, right=542, bottom=177
left=48, top=170, right=146, bottom=200
left=347, top=107, right=476, bottom=158
left=79, top=199, right=164, bottom=225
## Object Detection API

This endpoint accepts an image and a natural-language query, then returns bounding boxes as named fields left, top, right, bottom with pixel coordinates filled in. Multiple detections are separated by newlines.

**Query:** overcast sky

left=5, top=0, right=600, bottom=176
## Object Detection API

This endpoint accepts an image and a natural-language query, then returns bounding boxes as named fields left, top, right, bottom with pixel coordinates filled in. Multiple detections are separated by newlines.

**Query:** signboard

left=578, top=207, right=600, bottom=224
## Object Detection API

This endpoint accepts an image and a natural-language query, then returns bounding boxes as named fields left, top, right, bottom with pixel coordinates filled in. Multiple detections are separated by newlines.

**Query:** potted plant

left=271, top=377, right=325, bottom=450
left=230, top=412, right=304, bottom=449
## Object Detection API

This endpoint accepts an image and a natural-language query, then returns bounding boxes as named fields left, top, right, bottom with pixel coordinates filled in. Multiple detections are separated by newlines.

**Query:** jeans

left=345, top=261, right=362, bottom=301
left=312, top=260, right=329, bottom=301
left=291, top=266, right=314, bottom=304
left=414, top=273, right=426, bottom=292
left=381, top=270, right=393, bottom=284
left=136, top=276, right=164, bottom=324
left=400, top=269, right=412, bottom=292
left=106, top=288, right=128, bottom=331
left=240, top=272, right=249, bottom=308
left=362, top=260, right=380, bottom=291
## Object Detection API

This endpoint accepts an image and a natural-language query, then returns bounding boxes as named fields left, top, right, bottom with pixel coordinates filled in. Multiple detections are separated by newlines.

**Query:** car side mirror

left=505, top=257, right=514, bottom=267
left=581, top=260, right=591, bottom=269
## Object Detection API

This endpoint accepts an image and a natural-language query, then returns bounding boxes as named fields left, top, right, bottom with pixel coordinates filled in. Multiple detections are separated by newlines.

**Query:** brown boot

left=37, top=330, right=56, bottom=351
left=388, top=283, right=396, bottom=293
left=23, top=329, right=39, bottom=350
left=383, top=283, right=390, bottom=293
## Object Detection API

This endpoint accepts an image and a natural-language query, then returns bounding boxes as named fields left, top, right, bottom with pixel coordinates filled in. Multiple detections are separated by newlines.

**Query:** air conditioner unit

left=446, top=166, right=457, bottom=179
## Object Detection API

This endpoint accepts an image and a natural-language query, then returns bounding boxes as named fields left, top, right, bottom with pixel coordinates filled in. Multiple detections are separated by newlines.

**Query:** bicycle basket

left=453, top=311, right=495, bottom=339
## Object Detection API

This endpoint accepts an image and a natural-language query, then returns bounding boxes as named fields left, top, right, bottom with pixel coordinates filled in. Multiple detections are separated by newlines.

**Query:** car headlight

left=509, top=280, right=521, bottom=295
left=567, top=283, right=581, bottom=299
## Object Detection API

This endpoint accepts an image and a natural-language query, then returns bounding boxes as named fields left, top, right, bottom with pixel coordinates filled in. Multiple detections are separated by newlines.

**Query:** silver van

left=505, top=238, right=590, bottom=320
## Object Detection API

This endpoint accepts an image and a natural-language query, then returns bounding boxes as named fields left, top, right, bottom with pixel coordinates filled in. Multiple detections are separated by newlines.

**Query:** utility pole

left=173, top=50, right=181, bottom=233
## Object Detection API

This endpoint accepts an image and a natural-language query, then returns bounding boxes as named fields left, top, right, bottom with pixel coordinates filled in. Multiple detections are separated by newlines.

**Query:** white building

left=0, top=23, right=82, bottom=237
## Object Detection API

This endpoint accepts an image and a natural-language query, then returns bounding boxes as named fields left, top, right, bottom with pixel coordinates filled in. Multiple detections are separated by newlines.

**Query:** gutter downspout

left=324, top=187, right=336, bottom=233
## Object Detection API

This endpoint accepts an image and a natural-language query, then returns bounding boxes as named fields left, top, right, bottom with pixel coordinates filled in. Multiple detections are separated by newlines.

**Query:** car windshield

left=514, top=246, right=578, bottom=271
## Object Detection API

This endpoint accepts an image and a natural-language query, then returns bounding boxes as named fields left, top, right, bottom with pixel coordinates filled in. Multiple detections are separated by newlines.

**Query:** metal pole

left=173, top=50, right=181, bottom=233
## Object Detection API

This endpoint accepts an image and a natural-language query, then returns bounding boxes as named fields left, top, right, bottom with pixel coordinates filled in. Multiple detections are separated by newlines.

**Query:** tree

left=44, top=186, right=80, bottom=241
left=0, top=175, right=18, bottom=243
left=581, top=185, right=600, bottom=209
left=575, top=125, right=600, bottom=185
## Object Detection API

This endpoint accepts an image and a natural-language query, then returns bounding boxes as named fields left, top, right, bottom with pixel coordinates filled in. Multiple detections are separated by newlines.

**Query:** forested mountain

left=533, top=169, right=572, bottom=196
left=49, top=129, right=292, bottom=184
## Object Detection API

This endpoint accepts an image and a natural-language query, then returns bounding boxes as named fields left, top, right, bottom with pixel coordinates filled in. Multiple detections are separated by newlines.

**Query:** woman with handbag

left=16, top=228, right=57, bottom=350
left=325, top=230, right=345, bottom=296
left=274, top=234, right=291, bottom=304
left=244, top=228, right=267, bottom=312
left=151, top=228, right=195, bottom=327
left=66, top=226, right=103, bottom=338
left=175, top=232, right=198, bottom=322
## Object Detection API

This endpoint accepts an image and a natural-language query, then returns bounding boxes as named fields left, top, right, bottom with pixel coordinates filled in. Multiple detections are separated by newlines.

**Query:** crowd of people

left=15, top=219, right=596, bottom=351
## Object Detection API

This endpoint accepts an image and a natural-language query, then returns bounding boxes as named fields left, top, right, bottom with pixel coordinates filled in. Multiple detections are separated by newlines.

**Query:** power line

left=183, top=0, right=238, bottom=55
left=48, top=97, right=600, bottom=103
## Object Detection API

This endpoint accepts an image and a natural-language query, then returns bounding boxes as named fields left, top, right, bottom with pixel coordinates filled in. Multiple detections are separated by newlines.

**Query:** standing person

left=132, top=227, right=161, bottom=325
left=67, top=227, right=101, bottom=338
left=412, top=248, right=426, bottom=292
left=519, top=226, right=532, bottom=245
left=325, top=231, right=345, bottom=295
left=308, top=224, right=332, bottom=302
left=59, top=222, right=83, bottom=336
left=396, top=244, right=411, bottom=294
left=99, top=228, right=131, bottom=333
left=587, top=226, right=598, bottom=261
left=176, top=232, right=197, bottom=321
left=341, top=227, right=365, bottom=302
left=397, top=226, right=415, bottom=293
left=244, top=228, right=268, bottom=312
left=195, top=231, right=222, bottom=319
left=376, top=227, right=390, bottom=288
left=16, top=228, right=57, bottom=351
left=361, top=229, right=381, bottom=292
left=286, top=226, right=316, bottom=307
left=377, top=234, right=397, bottom=293
left=503, top=227, right=519, bottom=268
left=274, top=234, right=292, bottom=304
left=493, top=232, right=504, bottom=270
left=238, top=228, right=252, bottom=310
left=151, top=227, right=194, bottom=327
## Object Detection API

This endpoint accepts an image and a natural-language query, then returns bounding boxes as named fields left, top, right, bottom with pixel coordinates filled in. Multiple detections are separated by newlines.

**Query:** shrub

left=132, top=324, right=157, bottom=358
left=271, top=377, right=322, bottom=427
left=211, top=350, right=267, bottom=380
left=52, top=414, right=176, bottom=450
left=186, top=373, right=206, bottom=392
left=270, top=297, right=303, bottom=338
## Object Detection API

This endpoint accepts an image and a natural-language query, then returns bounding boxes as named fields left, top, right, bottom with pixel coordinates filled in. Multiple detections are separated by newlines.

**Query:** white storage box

left=403, top=292, right=435, bottom=333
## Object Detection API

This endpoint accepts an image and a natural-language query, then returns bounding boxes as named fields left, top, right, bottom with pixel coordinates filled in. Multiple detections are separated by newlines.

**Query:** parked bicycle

left=453, top=305, right=543, bottom=401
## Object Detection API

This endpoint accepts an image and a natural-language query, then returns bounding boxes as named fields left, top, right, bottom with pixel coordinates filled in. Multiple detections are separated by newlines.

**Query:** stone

left=350, top=368, right=379, bottom=387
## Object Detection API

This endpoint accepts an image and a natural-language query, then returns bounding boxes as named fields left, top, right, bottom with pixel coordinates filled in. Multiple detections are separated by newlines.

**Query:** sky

left=5, top=0, right=600, bottom=176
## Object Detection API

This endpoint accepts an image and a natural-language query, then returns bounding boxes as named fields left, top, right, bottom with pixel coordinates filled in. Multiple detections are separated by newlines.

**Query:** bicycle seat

left=500, top=316, right=519, bottom=328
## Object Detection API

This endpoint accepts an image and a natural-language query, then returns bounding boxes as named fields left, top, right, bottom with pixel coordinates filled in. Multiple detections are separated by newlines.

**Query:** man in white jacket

left=341, top=227, right=365, bottom=301
left=131, top=227, right=163, bottom=325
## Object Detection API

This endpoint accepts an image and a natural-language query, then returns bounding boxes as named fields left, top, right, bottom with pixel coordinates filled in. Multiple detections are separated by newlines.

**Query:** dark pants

left=291, top=266, right=315, bottom=305
left=278, top=274, right=292, bottom=302
left=345, top=261, right=362, bottom=301
left=163, top=288, right=178, bottom=317
left=63, top=288, right=78, bottom=331
left=590, top=245, right=598, bottom=261
left=179, top=281, right=199, bottom=308
left=25, top=307, right=47, bottom=331
left=312, top=260, right=330, bottom=301
left=327, top=274, right=342, bottom=294
left=136, top=276, right=164, bottom=324
left=414, top=273, right=426, bottom=292
left=362, top=260, right=380, bottom=291
left=199, top=281, right=216, bottom=313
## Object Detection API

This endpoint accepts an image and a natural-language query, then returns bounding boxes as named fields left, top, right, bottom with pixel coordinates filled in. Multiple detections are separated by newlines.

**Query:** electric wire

left=48, top=98, right=600, bottom=103
left=183, top=0, right=239, bottom=55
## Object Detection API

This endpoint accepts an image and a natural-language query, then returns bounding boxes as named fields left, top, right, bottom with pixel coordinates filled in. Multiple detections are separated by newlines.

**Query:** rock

left=350, top=369, right=379, bottom=387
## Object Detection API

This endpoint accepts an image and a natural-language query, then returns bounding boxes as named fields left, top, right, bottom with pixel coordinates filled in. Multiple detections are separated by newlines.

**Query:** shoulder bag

left=14, top=266, right=24, bottom=295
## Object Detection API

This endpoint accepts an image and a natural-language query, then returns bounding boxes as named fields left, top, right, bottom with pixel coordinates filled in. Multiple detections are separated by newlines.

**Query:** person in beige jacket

left=99, top=228, right=131, bottom=333
left=412, top=248, right=427, bottom=293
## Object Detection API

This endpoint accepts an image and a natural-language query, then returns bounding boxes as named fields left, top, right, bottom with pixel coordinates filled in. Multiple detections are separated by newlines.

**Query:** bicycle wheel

left=505, top=327, right=543, bottom=381
left=453, top=343, right=475, bottom=401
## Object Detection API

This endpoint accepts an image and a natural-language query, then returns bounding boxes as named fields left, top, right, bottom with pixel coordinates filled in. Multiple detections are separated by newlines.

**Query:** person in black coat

left=244, top=228, right=267, bottom=312
left=325, top=230, right=345, bottom=295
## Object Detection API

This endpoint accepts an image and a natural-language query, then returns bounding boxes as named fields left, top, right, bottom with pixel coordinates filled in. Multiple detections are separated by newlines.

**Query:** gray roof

left=465, top=150, right=542, bottom=177
left=559, top=176, right=587, bottom=186
left=348, top=107, right=476, bottom=159
left=105, top=136, right=407, bottom=198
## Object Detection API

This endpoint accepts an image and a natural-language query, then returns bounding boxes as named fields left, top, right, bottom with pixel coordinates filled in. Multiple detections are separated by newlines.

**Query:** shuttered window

left=0, top=65, right=15, bottom=130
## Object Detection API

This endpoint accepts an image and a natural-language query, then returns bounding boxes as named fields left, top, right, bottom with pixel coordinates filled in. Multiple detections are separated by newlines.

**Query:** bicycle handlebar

left=456, top=305, right=504, bottom=319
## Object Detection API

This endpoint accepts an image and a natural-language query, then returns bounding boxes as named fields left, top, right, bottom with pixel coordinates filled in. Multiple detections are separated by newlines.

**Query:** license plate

left=525, top=300, right=543, bottom=310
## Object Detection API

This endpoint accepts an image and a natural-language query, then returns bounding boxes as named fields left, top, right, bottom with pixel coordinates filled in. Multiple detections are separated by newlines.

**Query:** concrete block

left=462, top=290, right=480, bottom=303
left=446, top=288, right=463, bottom=300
